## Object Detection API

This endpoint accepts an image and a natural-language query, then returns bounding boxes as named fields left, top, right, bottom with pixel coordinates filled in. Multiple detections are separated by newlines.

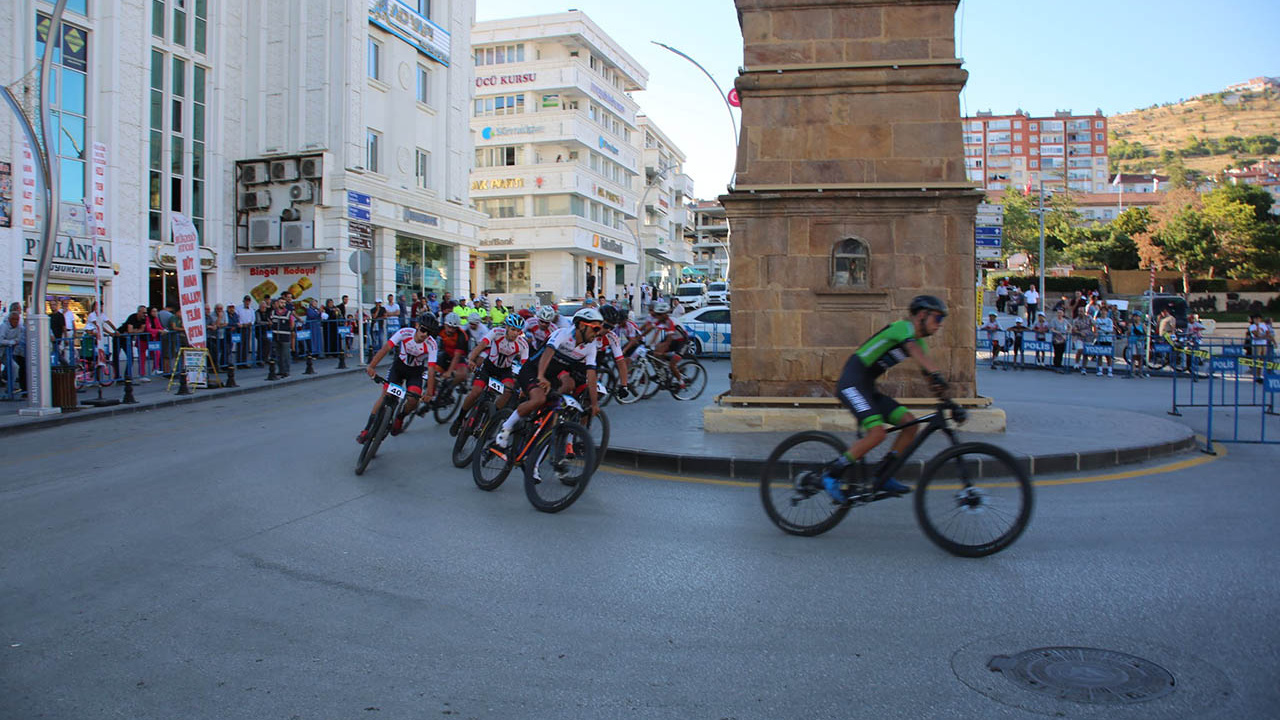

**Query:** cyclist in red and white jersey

left=359, top=314, right=439, bottom=442
left=594, top=305, right=632, bottom=394
left=523, top=305, right=569, bottom=351
left=639, top=300, right=689, bottom=382
left=451, top=314, right=530, bottom=436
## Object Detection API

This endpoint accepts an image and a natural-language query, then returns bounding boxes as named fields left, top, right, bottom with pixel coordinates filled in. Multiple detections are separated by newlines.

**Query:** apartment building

left=469, top=11, right=646, bottom=305
left=1, top=0, right=485, bottom=320
left=637, top=115, right=694, bottom=293
left=685, top=200, right=729, bottom=281
left=964, top=110, right=1110, bottom=194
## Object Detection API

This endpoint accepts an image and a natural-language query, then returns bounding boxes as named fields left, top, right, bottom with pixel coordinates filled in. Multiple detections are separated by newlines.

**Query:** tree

left=1202, top=186, right=1280, bottom=280
left=998, top=185, right=1040, bottom=265
left=1135, top=189, right=1220, bottom=292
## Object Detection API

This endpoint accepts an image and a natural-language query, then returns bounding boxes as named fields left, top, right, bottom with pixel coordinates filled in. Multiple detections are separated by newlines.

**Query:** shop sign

left=20, top=142, right=37, bottom=230
left=0, top=161, right=12, bottom=228
left=589, top=81, right=626, bottom=114
left=246, top=265, right=319, bottom=304
left=594, top=185, right=622, bottom=205
left=368, top=0, right=451, bottom=67
left=471, top=178, right=525, bottom=191
left=59, top=203, right=88, bottom=237
left=592, top=234, right=624, bottom=255
left=89, top=142, right=108, bottom=238
left=476, top=73, right=537, bottom=87
left=598, top=137, right=619, bottom=155
left=349, top=220, right=374, bottom=249
left=480, top=126, right=543, bottom=140
left=403, top=207, right=440, bottom=226
left=24, top=235, right=111, bottom=266
left=154, top=243, right=217, bottom=270
left=479, top=237, right=515, bottom=247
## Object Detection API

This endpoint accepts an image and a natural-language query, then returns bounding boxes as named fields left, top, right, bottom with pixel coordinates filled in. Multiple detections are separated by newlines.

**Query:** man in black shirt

left=114, top=305, right=148, bottom=379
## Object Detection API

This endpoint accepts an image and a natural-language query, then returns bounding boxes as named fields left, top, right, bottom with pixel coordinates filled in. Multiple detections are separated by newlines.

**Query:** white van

left=707, top=281, right=730, bottom=305
left=675, top=282, right=709, bottom=310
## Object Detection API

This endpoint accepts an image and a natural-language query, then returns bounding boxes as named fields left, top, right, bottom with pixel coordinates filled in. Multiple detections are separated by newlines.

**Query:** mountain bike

left=355, top=374, right=422, bottom=476
left=75, top=336, right=116, bottom=390
left=471, top=393, right=596, bottom=513
left=631, top=345, right=707, bottom=401
left=450, top=375, right=509, bottom=468
left=563, top=378, right=611, bottom=473
left=759, top=399, right=1033, bottom=557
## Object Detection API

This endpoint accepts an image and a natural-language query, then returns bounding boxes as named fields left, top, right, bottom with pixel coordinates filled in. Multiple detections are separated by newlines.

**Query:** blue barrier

left=1169, top=341, right=1278, bottom=450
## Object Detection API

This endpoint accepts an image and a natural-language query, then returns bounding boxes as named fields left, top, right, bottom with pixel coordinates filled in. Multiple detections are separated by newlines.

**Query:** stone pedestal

left=725, top=0, right=980, bottom=401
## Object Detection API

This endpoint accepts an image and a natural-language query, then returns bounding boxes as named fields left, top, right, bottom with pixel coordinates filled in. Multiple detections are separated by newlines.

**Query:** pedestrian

left=1094, top=305, right=1116, bottom=377
left=114, top=305, right=146, bottom=379
left=305, top=298, right=323, bottom=357
left=1049, top=309, right=1070, bottom=371
left=269, top=297, right=295, bottom=377
left=1008, top=286, right=1023, bottom=319
left=1248, top=312, right=1268, bottom=382
left=1031, top=312, right=1050, bottom=366
left=144, top=307, right=165, bottom=376
left=995, top=279, right=1009, bottom=314
left=1024, top=285, right=1039, bottom=322
left=980, top=313, right=1004, bottom=369
left=256, top=299, right=272, bottom=366
left=0, top=304, right=27, bottom=396
left=1071, top=306, right=1093, bottom=374
left=1009, top=317, right=1027, bottom=367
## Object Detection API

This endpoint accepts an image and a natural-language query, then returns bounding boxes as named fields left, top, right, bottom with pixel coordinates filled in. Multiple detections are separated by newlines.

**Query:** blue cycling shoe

left=822, top=474, right=848, bottom=504
left=878, top=476, right=911, bottom=495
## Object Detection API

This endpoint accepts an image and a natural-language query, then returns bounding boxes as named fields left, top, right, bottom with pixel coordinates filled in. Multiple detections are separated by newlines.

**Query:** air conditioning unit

left=300, top=156, right=322, bottom=179
left=271, top=158, right=299, bottom=182
left=287, top=181, right=314, bottom=203
left=241, top=162, right=269, bottom=185
left=282, top=221, right=314, bottom=250
left=241, top=189, right=272, bottom=210
left=248, top=216, right=281, bottom=248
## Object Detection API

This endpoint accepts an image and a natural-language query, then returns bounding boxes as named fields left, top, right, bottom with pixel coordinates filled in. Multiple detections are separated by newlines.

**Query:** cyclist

left=492, top=308, right=605, bottom=449
left=821, top=295, right=950, bottom=502
left=523, top=305, right=567, bottom=351
left=589, top=304, right=632, bottom=396
left=435, top=312, right=472, bottom=386
left=639, top=301, right=689, bottom=384
left=359, top=314, right=439, bottom=442
left=451, top=314, right=530, bottom=436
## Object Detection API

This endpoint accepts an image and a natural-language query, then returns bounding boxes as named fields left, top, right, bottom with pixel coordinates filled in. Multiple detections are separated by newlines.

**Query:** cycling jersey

left=618, top=319, right=642, bottom=341
left=480, top=327, right=530, bottom=369
left=852, top=320, right=926, bottom=380
left=436, top=327, right=470, bottom=358
left=594, top=329, right=625, bottom=362
left=522, top=317, right=561, bottom=347
left=386, top=327, right=438, bottom=367
left=544, top=327, right=598, bottom=369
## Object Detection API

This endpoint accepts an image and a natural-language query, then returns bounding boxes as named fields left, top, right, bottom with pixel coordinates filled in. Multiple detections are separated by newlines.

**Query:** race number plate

left=487, top=377, right=505, bottom=393
left=386, top=382, right=407, bottom=399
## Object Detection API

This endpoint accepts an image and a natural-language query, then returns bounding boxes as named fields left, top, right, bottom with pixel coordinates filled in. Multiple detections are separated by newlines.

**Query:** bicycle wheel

left=579, top=409, right=610, bottom=473
left=759, top=431, right=853, bottom=537
left=74, top=363, right=90, bottom=391
left=641, top=359, right=663, bottom=399
left=670, top=360, right=707, bottom=401
left=451, top=401, right=492, bottom=468
left=615, top=361, right=646, bottom=405
left=1147, top=350, right=1168, bottom=370
left=914, top=442, right=1033, bottom=558
left=434, top=381, right=465, bottom=423
left=523, top=421, right=595, bottom=513
left=472, top=409, right=515, bottom=491
left=355, top=401, right=394, bottom=475
left=96, top=360, right=116, bottom=388
left=597, top=368, right=617, bottom=408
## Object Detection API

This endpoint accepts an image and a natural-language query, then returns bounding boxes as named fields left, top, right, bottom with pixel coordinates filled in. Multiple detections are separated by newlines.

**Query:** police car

left=676, top=305, right=731, bottom=356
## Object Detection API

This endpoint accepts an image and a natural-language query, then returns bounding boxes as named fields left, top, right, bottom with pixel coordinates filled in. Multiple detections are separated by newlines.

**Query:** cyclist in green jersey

left=822, top=295, right=950, bottom=501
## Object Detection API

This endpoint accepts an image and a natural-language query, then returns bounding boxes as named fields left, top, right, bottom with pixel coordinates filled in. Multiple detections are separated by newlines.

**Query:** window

left=415, top=148, right=431, bottom=190
left=367, top=38, right=381, bottom=80
left=1029, top=123, right=1038, bottom=131
left=474, top=44, right=525, bottom=66
left=475, top=146, right=522, bottom=168
left=366, top=129, right=380, bottom=172
left=416, top=0, right=430, bottom=17
left=473, top=94, right=524, bottom=117
left=416, top=65, right=430, bottom=104
left=484, top=254, right=531, bottom=294
left=1095, top=120, right=1104, bottom=128
left=831, top=238, right=869, bottom=288
left=475, top=197, right=523, bottom=218
left=1095, top=133, right=1104, bottom=141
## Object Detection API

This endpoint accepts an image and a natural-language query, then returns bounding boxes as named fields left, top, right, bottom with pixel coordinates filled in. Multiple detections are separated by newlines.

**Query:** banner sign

left=0, top=161, right=11, bottom=228
left=1083, top=344, right=1113, bottom=356
left=89, top=142, right=107, bottom=238
left=1023, top=340, right=1053, bottom=353
left=172, top=213, right=207, bottom=348
left=20, top=142, right=37, bottom=230
left=1210, top=357, right=1235, bottom=373
left=182, top=348, right=208, bottom=388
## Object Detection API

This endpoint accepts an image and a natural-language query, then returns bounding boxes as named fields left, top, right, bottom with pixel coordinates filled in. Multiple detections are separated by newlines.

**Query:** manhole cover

left=988, top=646, right=1175, bottom=705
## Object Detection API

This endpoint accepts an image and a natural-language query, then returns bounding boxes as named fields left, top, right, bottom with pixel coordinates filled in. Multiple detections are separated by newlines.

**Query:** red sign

left=727, top=88, right=740, bottom=108
left=171, top=213, right=207, bottom=348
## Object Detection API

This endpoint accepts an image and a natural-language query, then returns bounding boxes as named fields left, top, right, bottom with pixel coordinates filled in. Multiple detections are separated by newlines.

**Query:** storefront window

left=483, top=253, right=530, bottom=294
left=148, top=267, right=180, bottom=310
left=395, top=235, right=452, bottom=299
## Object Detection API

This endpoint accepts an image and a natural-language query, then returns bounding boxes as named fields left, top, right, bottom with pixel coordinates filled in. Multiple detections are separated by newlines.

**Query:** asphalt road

left=2, top=372, right=1278, bottom=719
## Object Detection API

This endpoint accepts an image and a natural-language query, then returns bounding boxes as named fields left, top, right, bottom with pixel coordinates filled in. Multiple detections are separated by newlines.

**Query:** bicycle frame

left=861, top=402, right=964, bottom=485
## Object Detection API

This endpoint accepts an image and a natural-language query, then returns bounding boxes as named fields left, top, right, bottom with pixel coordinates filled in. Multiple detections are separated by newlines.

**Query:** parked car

left=676, top=305, right=731, bottom=356
left=707, top=281, right=730, bottom=305
left=675, top=282, right=709, bottom=310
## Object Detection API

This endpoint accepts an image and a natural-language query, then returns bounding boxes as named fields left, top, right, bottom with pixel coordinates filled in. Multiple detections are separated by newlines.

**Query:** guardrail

left=1167, top=341, right=1278, bottom=449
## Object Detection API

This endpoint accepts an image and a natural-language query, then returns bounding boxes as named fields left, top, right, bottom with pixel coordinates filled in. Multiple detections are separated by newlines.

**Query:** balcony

left=672, top=172, right=694, bottom=198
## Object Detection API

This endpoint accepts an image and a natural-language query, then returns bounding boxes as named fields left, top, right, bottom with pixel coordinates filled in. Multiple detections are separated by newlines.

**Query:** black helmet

left=599, top=304, right=622, bottom=326
left=416, top=313, right=440, bottom=334
left=908, top=295, right=947, bottom=317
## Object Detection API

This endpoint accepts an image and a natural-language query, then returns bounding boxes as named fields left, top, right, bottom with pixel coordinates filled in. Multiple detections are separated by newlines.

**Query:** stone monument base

left=704, top=396, right=1005, bottom=434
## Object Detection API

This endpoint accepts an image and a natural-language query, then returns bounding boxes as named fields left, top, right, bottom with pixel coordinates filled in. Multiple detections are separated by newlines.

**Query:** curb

left=0, top=366, right=363, bottom=437
left=602, top=434, right=1200, bottom=480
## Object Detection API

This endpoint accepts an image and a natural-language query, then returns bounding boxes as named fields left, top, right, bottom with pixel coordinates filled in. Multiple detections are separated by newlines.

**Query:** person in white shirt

left=1093, top=305, right=1116, bottom=377
left=1248, top=312, right=1269, bottom=382
left=1023, top=286, right=1040, bottom=322
left=980, top=313, right=1004, bottom=369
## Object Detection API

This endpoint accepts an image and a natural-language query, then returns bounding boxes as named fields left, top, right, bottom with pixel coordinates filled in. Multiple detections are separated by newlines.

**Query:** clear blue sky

left=476, top=0, right=1280, bottom=199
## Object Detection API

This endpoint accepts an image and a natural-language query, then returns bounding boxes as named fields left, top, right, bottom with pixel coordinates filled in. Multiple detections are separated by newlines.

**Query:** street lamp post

left=622, top=160, right=681, bottom=323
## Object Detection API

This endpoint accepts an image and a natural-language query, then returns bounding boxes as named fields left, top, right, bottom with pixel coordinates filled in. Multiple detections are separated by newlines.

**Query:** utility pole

left=1037, top=180, right=1046, bottom=303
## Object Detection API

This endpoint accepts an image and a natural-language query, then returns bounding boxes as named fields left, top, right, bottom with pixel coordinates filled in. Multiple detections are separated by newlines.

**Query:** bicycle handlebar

left=371, top=374, right=423, bottom=399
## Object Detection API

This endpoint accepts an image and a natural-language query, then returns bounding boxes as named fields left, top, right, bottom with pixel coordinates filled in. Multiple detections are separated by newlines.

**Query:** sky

left=475, top=0, right=1280, bottom=199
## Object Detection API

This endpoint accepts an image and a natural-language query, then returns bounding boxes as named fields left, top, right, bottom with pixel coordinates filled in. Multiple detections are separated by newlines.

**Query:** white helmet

left=573, top=307, right=604, bottom=324
left=443, top=312, right=461, bottom=328
left=536, top=306, right=557, bottom=323
left=652, top=300, right=671, bottom=314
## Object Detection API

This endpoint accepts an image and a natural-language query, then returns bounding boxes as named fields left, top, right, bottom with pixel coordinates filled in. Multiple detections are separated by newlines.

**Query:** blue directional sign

left=975, top=226, right=1003, bottom=239
left=347, top=191, right=372, bottom=205
left=975, top=236, right=1002, bottom=247
left=347, top=190, right=372, bottom=221
left=347, top=205, right=371, bottom=221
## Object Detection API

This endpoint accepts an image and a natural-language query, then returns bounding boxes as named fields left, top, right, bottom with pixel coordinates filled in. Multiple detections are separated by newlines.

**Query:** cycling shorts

left=387, top=358, right=428, bottom=395
left=473, top=359, right=514, bottom=388
left=434, top=349, right=465, bottom=374
left=835, top=359, right=908, bottom=431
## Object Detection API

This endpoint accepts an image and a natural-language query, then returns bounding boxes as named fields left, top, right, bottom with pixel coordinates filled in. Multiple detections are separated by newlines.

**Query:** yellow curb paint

left=601, top=439, right=1226, bottom=490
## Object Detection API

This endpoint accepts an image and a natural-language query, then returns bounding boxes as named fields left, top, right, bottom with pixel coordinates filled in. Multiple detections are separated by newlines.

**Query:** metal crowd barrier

left=1168, top=342, right=1279, bottom=449
left=977, top=329, right=1112, bottom=372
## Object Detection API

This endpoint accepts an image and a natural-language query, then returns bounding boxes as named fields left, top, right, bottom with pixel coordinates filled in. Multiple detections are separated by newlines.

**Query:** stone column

left=725, top=0, right=979, bottom=400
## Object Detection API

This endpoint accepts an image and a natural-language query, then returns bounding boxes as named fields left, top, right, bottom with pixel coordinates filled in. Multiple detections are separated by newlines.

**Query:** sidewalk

left=605, top=360, right=1198, bottom=478
left=0, top=354, right=361, bottom=436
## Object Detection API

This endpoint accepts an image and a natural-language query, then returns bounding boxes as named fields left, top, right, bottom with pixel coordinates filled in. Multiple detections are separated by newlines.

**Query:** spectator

left=144, top=307, right=164, bottom=376
left=1071, top=306, right=1093, bottom=374
left=234, top=296, right=255, bottom=366
left=337, top=295, right=349, bottom=320
left=256, top=299, right=272, bottom=366
left=384, top=294, right=400, bottom=326
left=1248, top=312, right=1268, bottom=382
left=995, top=279, right=1009, bottom=314
left=1024, top=285, right=1039, bottom=322
left=49, top=297, right=76, bottom=365
left=1009, top=317, right=1027, bottom=367
left=1052, top=295, right=1069, bottom=314
left=410, top=293, right=424, bottom=320
left=370, top=300, right=387, bottom=349
left=1157, top=307, right=1177, bottom=341
left=1008, top=286, right=1023, bottom=319
left=208, top=304, right=228, bottom=367
left=305, top=298, right=323, bottom=357
left=1093, top=305, right=1116, bottom=377
left=426, top=292, right=440, bottom=316
left=1031, top=312, right=1050, bottom=366
left=490, top=298, right=508, bottom=326
left=1, top=304, right=27, bottom=395
left=163, top=303, right=184, bottom=369
left=396, top=294, right=409, bottom=329
left=672, top=298, right=686, bottom=319
left=115, top=305, right=147, bottom=379
left=1187, top=313, right=1206, bottom=345
left=980, top=313, right=1004, bottom=370
left=1125, top=312, right=1149, bottom=379
left=324, top=299, right=340, bottom=355
left=269, top=297, right=295, bottom=377
left=1049, top=309, right=1071, bottom=372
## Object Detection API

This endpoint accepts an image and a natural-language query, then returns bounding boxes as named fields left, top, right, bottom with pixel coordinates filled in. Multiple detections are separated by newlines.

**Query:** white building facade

left=636, top=115, right=694, bottom=294
left=1, top=0, right=485, bottom=324
left=469, top=12, right=645, bottom=305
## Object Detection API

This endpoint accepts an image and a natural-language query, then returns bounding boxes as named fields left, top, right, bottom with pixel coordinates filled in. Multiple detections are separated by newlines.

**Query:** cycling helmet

left=573, top=307, right=605, bottom=325
left=443, top=312, right=461, bottom=328
left=416, top=314, right=440, bottom=334
left=599, top=305, right=622, bottom=326
left=503, top=314, right=523, bottom=329
left=536, top=306, right=557, bottom=323
left=908, top=294, right=948, bottom=317
left=652, top=300, right=671, bottom=314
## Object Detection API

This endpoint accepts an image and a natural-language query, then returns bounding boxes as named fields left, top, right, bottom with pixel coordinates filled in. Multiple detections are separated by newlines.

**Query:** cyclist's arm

left=904, top=339, right=941, bottom=376
left=467, top=338, right=489, bottom=366
left=535, top=343, right=555, bottom=385
left=366, top=341, right=393, bottom=374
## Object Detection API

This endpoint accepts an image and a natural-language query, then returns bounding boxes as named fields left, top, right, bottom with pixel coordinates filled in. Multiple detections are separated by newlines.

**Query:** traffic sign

left=976, top=246, right=1001, bottom=259
left=975, top=213, right=1004, bottom=226
left=975, top=226, right=1003, bottom=238
left=975, top=237, right=1002, bottom=247
left=348, top=250, right=373, bottom=275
